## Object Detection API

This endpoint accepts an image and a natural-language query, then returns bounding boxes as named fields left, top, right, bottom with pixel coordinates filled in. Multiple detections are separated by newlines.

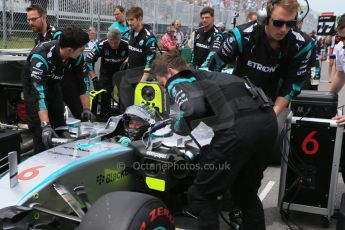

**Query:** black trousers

left=119, top=67, right=144, bottom=113
left=187, top=108, right=278, bottom=230
left=97, top=72, right=122, bottom=119
left=61, top=69, right=83, bottom=120
left=22, top=64, right=65, bottom=153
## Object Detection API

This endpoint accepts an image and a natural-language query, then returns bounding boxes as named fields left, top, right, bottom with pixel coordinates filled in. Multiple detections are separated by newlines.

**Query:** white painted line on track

left=259, top=181, right=275, bottom=201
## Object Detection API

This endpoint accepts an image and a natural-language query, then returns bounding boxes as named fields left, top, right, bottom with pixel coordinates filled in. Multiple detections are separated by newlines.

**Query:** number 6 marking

left=17, top=166, right=45, bottom=180
left=301, top=131, right=319, bottom=155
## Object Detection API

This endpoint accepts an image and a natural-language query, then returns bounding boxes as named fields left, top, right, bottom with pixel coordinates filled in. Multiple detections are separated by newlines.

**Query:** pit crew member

left=85, top=28, right=128, bottom=119
left=192, top=6, right=223, bottom=69
left=151, top=51, right=277, bottom=230
left=209, top=0, right=313, bottom=117
left=22, top=26, right=94, bottom=153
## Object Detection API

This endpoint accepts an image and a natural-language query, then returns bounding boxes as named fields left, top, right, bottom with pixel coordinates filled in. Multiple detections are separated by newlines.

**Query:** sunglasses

left=271, top=19, right=297, bottom=28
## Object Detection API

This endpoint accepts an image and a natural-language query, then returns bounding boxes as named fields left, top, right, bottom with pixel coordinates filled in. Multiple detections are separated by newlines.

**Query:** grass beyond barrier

left=0, top=36, right=35, bottom=49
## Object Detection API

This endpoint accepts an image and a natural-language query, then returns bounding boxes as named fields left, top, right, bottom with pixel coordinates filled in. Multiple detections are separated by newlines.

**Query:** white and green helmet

left=122, top=104, right=156, bottom=140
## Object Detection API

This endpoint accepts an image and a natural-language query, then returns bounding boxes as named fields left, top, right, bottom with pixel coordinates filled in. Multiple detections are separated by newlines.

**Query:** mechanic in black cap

left=22, top=26, right=94, bottom=153
left=85, top=28, right=129, bottom=119
left=209, top=0, right=312, bottom=117
left=151, top=51, right=277, bottom=230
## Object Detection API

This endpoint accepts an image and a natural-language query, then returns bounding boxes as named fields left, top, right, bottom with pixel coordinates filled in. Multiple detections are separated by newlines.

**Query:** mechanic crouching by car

left=22, top=26, right=95, bottom=153
left=151, top=51, right=277, bottom=230
left=85, top=28, right=129, bottom=119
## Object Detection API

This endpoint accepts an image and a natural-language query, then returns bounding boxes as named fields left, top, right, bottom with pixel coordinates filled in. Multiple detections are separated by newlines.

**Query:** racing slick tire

left=78, top=191, right=175, bottom=230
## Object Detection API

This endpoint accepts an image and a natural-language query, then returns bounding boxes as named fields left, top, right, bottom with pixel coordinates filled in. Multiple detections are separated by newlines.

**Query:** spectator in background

left=161, top=26, right=178, bottom=52
left=172, top=19, right=185, bottom=49
left=86, top=27, right=98, bottom=49
left=246, top=11, right=258, bottom=22
left=109, top=5, right=130, bottom=39
left=328, top=35, right=341, bottom=82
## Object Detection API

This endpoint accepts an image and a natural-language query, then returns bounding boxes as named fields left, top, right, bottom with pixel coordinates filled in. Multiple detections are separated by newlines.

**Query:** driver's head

left=122, top=104, right=156, bottom=140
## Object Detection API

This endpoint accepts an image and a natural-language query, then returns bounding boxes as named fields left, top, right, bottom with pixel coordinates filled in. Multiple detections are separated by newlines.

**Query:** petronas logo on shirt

left=139, top=40, right=144, bottom=46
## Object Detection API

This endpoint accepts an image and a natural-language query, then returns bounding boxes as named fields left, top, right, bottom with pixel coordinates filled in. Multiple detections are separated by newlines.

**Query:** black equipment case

left=291, top=90, right=338, bottom=119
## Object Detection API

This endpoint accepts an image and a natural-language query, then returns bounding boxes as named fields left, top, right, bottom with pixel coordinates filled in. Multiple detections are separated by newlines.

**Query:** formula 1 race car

left=0, top=111, right=220, bottom=230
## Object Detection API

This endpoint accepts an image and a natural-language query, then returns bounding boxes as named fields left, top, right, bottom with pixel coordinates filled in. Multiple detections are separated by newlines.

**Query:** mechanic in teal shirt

left=108, top=5, right=130, bottom=39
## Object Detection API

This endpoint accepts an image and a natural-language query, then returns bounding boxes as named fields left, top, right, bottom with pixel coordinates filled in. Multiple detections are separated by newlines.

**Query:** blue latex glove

left=118, top=136, right=131, bottom=146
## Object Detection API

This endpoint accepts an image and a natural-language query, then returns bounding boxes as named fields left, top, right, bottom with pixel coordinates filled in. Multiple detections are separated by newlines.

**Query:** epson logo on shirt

left=128, top=45, right=143, bottom=53
left=196, top=43, right=210, bottom=49
left=247, top=60, right=279, bottom=73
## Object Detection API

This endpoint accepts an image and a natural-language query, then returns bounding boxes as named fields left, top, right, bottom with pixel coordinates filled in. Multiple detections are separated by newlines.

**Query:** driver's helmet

left=122, top=104, right=156, bottom=140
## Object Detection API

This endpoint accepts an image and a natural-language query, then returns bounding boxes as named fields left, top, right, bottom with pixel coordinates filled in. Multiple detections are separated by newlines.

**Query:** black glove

left=55, top=126, right=71, bottom=138
left=41, top=124, right=58, bottom=149
left=92, top=77, right=101, bottom=90
left=81, top=108, right=96, bottom=122
left=120, top=62, right=129, bottom=71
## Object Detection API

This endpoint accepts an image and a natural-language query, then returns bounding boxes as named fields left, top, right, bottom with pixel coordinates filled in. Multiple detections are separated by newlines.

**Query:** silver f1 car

left=0, top=114, right=214, bottom=230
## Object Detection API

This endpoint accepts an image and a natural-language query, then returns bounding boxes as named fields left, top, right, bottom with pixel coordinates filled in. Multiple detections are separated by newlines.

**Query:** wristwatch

left=41, top=121, right=50, bottom=127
